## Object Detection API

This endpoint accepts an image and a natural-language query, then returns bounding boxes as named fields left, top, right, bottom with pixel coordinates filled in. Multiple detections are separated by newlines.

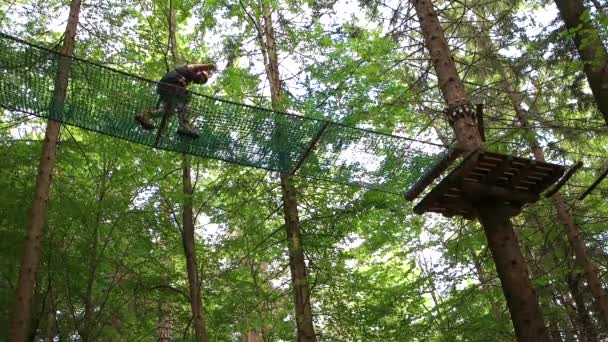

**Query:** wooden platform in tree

left=413, top=150, right=566, bottom=219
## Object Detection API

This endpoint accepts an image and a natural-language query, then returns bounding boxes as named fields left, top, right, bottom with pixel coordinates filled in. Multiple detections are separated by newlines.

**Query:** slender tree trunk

left=168, top=0, right=177, bottom=64
left=43, top=311, right=55, bottom=342
left=81, top=179, right=108, bottom=342
left=471, top=251, right=503, bottom=320
left=553, top=286, right=581, bottom=339
left=568, top=273, right=600, bottom=341
left=554, top=292, right=581, bottom=342
left=565, top=325, right=577, bottom=341
left=165, top=2, right=208, bottom=339
left=158, top=302, right=172, bottom=342
left=245, top=329, right=258, bottom=342
left=42, top=283, right=55, bottom=342
left=554, top=194, right=608, bottom=329
left=27, top=287, right=45, bottom=341
left=554, top=0, right=608, bottom=125
left=281, top=176, right=316, bottom=341
left=412, top=0, right=481, bottom=151
left=412, top=1, right=550, bottom=340
left=503, top=64, right=608, bottom=330
left=43, top=310, right=55, bottom=342
left=477, top=204, right=549, bottom=341
left=158, top=210, right=174, bottom=342
left=259, top=3, right=316, bottom=340
left=529, top=212, right=597, bottom=341
left=182, top=155, right=208, bottom=342
left=527, top=212, right=592, bottom=341
left=472, top=15, right=604, bottom=335
left=81, top=225, right=98, bottom=342
left=522, top=237, right=564, bottom=342
left=548, top=318, right=563, bottom=342
left=8, top=1, right=81, bottom=341
left=248, top=261, right=270, bottom=341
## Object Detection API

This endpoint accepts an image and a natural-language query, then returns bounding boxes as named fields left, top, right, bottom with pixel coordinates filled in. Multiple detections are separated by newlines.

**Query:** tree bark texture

left=413, top=0, right=482, bottom=151
left=553, top=194, right=608, bottom=330
left=412, top=1, right=550, bottom=340
left=245, top=330, right=258, bottom=342
left=554, top=0, right=608, bottom=125
left=280, top=176, right=317, bottom=341
left=165, top=2, right=208, bottom=340
left=568, top=274, right=600, bottom=341
left=182, top=156, right=208, bottom=342
left=260, top=3, right=317, bottom=341
left=471, top=251, right=503, bottom=321
left=504, top=67, right=608, bottom=330
left=478, top=204, right=550, bottom=341
left=548, top=318, right=563, bottom=342
left=8, top=1, right=81, bottom=341
left=158, top=303, right=172, bottom=342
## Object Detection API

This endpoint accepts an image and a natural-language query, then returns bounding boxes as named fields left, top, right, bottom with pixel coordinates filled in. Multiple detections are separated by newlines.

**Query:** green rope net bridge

left=0, top=32, right=448, bottom=195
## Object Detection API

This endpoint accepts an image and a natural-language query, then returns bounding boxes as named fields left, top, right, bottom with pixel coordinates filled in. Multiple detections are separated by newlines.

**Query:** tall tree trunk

left=42, top=309, right=55, bottom=342
left=470, top=251, right=503, bottom=321
left=166, top=2, right=208, bottom=339
left=553, top=286, right=584, bottom=341
left=248, top=261, right=270, bottom=341
left=476, top=205, right=549, bottom=341
left=280, top=176, right=316, bottom=341
left=244, top=329, right=258, bottom=342
left=553, top=194, right=608, bottom=330
left=158, top=302, right=172, bottom=342
left=548, top=318, right=563, bottom=342
left=471, top=15, right=604, bottom=335
left=42, top=283, right=56, bottom=342
left=158, top=209, right=175, bottom=342
left=259, top=3, right=316, bottom=340
left=8, top=1, right=81, bottom=341
left=412, top=1, right=550, bottom=340
left=503, top=62, right=608, bottom=330
left=529, top=212, right=596, bottom=341
left=81, top=225, right=98, bottom=342
left=413, top=0, right=481, bottom=151
left=554, top=0, right=608, bottom=125
left=181, top=156, right=208, bottom=342
left=521, top=232, right=565, bottom=342
left=81, top=176, right=109, bottom=342
left=554, top=275, right=591, bottom=341
left=568, top=273, right=600, bottom=341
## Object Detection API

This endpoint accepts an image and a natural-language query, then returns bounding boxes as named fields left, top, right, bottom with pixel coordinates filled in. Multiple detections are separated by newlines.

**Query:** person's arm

left=188, top=63, right=217, bottom=72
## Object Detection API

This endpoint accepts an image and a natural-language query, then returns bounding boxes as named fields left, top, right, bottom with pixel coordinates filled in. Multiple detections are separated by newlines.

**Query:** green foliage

left=1, top=0, right=608, bottom=340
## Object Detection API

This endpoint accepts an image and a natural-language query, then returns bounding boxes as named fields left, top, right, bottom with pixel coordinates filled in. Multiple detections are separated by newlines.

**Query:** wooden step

left=414, top=150, right=565, bottom=219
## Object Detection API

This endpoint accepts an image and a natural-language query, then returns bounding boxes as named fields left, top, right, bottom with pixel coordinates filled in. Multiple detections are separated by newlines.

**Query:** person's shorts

left=156, top=82, right=191, bottom=114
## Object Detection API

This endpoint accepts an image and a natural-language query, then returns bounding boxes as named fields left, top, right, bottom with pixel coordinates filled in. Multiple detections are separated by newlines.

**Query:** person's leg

left=149, top=98, right=170, bottom=118
left=176, top=94, right=199, bottom=138
left=135, top=93, right=171, bottom=130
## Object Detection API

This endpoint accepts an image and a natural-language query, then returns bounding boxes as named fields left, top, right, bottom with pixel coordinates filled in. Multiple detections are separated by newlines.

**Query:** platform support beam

left=462, top=181, right=539, bottom=204
left=404, top=147, right=463, bottom=201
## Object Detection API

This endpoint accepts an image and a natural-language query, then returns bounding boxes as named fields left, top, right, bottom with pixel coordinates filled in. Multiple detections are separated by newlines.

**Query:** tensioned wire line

left=0, top=31, right=449, bottom=195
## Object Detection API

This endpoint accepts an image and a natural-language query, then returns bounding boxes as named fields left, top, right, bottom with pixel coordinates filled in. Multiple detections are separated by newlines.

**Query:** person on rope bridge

left=135, top=63, right=217, bottom=138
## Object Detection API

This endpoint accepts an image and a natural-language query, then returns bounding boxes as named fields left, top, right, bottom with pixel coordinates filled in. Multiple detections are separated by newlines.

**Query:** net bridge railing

left=0, top=32, right=447, bottom=195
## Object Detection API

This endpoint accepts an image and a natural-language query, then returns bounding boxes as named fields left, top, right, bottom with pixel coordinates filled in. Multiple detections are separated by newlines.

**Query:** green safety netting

left=0, top=32, right=447, bottom=194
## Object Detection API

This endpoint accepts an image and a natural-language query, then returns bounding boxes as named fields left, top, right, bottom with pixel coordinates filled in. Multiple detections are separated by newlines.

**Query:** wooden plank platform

left=414, top=150, right=566, bottom=219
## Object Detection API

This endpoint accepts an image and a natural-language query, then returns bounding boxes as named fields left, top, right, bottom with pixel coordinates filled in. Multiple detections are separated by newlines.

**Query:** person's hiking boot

left=135, top=112, right=155, bottom=130
left=177, top=122, right=199, bottom=138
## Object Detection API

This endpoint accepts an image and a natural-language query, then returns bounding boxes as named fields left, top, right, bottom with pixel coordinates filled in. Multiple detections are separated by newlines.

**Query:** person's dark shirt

left=160, top=65, right=197, bottom=85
